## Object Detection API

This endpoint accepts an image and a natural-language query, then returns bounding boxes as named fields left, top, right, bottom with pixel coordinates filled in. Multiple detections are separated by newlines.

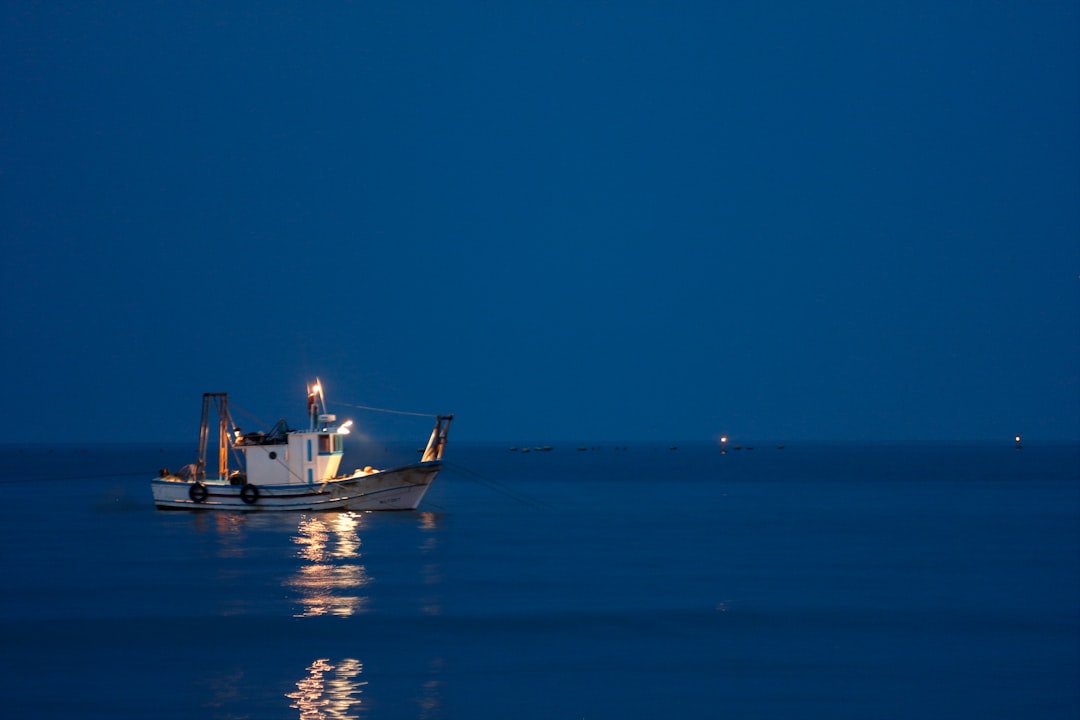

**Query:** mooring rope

left=334, top=401, right=439, bottom=418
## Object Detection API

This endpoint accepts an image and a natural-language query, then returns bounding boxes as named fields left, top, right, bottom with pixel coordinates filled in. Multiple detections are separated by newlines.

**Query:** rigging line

left=229, top=403, right=272, bottom=431
left=443, top=460, right=551, bottom=510
left=334, top=401, right=438, bottom=418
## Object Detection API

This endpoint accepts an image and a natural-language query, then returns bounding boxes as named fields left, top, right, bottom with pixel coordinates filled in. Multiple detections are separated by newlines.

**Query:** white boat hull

left=151, top=462, right=442, bottom=512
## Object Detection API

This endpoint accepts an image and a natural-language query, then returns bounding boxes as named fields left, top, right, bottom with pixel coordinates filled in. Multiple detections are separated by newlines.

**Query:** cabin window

left=317, top=434, right=343, bottom=455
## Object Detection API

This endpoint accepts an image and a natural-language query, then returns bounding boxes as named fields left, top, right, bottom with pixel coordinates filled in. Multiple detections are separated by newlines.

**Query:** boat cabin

left=239, top=429, right=345, bottom=485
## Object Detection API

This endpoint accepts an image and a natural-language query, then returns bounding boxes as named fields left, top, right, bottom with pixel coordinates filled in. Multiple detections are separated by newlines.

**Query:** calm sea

left=1, top=442, right=1077, bottom=719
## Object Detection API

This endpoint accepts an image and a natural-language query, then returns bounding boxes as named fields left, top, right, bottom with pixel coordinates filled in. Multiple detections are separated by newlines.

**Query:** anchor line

left=334, top=401, right=439, bottom=418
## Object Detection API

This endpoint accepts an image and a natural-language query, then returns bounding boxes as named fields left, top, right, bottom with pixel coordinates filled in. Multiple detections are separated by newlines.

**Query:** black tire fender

left=240, top=483, right=260, bottom=505
left=189, top=482, right=208, bottom=503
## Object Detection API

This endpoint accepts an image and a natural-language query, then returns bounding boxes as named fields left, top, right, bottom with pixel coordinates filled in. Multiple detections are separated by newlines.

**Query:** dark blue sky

left=2, top=1, right=1078, bottom=445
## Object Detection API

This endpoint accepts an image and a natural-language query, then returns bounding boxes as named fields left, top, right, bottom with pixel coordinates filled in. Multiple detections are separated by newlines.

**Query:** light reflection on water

left=188, top=510, right=444, bottom=618
left=283, top=511, right=444, bottom=618
left=417, top=513, right=443, bottom=616
left=287, top=513, right=371, bottom=618
left=284, top=656, right=445, bottom=720
left=286, top=658, right=367, bottom=720
left=183, top=509, right=446, bottom=716
left=191, top=512, right=253, bottom=559
left=417, top=658, right=446, bottom=720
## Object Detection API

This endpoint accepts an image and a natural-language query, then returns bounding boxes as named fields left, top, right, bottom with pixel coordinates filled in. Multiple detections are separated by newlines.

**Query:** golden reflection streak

left=418, top=511, right=438, bottom=531
left=328, top=513, right=361, bottom=558
left=286, top=658, right=367, bottom=720
left=192, top=512, right=251, bottom=558
left=417, top=512, right=443, bottom=616
left=286, top=656, right=445, bottom=720
left=416, top=657, right=445, bottom=720
left=287, top=513, right=369, bottom=618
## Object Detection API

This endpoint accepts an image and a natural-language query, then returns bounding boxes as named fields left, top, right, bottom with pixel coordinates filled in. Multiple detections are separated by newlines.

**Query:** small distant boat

left=151, top=381, right=452, bottom=511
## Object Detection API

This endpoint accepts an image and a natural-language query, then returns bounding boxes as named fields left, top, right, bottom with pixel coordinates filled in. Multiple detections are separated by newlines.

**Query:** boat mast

left=421, top=414, right=454, bottom=462
left=197, top=392, right=231, bottom=480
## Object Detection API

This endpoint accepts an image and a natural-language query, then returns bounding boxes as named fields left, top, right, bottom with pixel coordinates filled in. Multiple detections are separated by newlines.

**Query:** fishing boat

left=151, top=381, right=452, bottom=511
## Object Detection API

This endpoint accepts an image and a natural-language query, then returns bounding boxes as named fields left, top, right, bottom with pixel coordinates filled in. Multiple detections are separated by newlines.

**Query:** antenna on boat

left=307, top=382, right=318, bottom=431
left=307, top=379, right=328, bottom=432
